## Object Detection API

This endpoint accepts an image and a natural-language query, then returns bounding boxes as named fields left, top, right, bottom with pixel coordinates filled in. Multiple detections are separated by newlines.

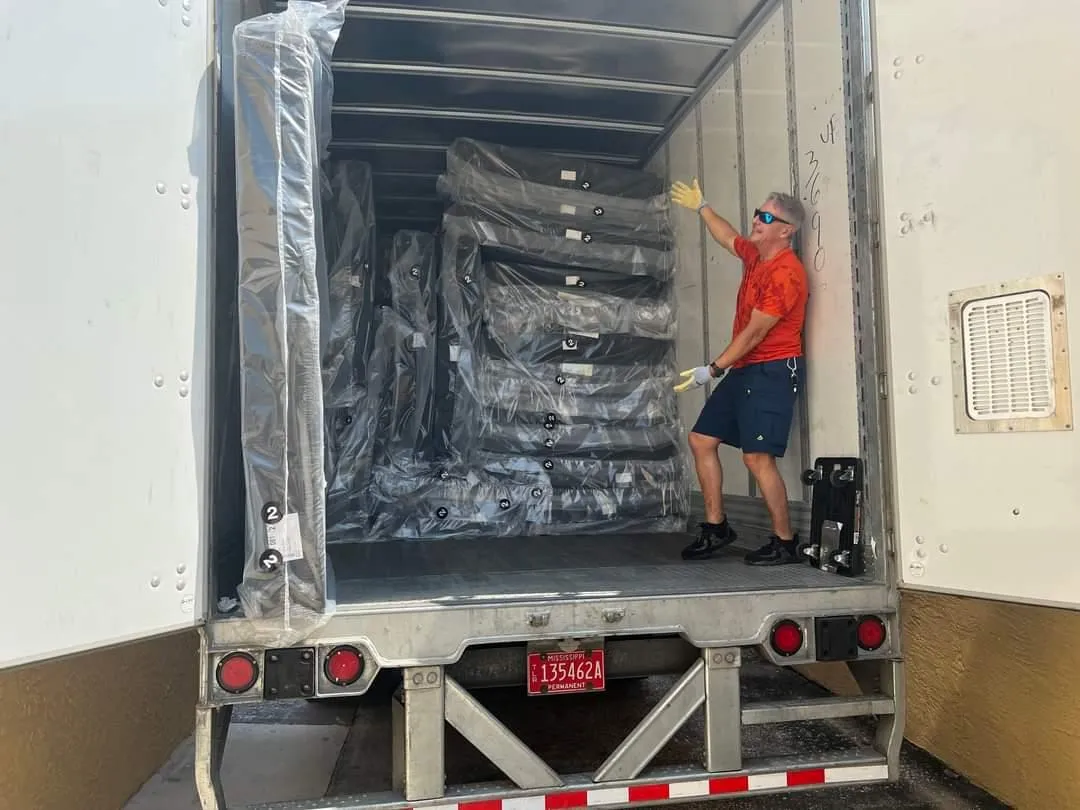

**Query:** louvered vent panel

left=962, top=290, right=1054, bottom=420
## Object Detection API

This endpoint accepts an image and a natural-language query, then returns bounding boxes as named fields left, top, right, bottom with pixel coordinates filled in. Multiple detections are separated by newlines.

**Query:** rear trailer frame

left=198, top=0, right=903, bottom=806
left=195, top=649, right=903, bottom=810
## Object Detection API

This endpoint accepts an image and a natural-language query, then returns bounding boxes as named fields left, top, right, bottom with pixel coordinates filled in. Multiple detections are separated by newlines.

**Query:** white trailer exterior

left=1, top=1, right=1077, bottom=808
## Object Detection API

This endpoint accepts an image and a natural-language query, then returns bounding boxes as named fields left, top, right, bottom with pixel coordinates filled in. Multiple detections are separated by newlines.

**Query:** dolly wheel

left=800, top=469, right=818, bottom=486
left=829, top=468, right=854, bottom=488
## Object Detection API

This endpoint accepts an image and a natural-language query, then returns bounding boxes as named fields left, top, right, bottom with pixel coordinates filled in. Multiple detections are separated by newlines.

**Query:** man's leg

left=681, top=376, right=740, bottom=560
left=689, top=431, right=725, bottom=524
left=743, top=452, right=793, bottom=540
left=736, top=360, right=803, bottom=566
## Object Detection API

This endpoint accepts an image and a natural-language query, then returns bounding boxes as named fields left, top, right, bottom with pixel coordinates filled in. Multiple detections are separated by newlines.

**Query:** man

left=669, top=178, right=808, bottom=566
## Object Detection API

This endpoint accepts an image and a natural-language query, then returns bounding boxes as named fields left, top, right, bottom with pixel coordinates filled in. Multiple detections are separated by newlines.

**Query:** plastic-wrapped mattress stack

left=412, top=138, right=690, bottom=538
left=321, top=160, right=379, bottom=543
left=233, top=0, right=348, bottom=622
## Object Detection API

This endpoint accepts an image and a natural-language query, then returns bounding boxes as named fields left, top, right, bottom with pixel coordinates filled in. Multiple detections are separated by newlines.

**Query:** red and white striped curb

left=416, top=764, right=889, bottom=810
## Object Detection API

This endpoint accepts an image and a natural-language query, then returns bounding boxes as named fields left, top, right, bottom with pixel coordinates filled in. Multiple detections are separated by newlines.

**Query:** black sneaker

left=744, top=533, right=803, bottom=566
left=681, top=520, right=738, bottom=560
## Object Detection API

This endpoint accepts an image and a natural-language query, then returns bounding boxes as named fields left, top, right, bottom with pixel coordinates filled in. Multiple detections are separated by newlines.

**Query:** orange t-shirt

left=730, top=236, right=808, bottom=368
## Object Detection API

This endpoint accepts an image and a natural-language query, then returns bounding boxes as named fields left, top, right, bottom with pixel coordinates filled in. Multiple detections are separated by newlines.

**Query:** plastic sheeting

left=311, top=137, right=690, bottom=542
left=335, top=140, right=690, bottom=541
left=234, top=0, right=348, bottom=631
left=441, top=203, right=676, bottom=279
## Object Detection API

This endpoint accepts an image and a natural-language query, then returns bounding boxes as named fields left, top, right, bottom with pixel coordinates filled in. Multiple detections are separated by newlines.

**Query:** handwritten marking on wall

left=803, top=113, right=839, bottom=273
left=898, top=207, right=937, bottom=236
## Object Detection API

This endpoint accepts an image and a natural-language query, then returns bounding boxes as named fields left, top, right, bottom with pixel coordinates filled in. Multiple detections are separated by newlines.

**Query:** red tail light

left=217, top=652, right=259, bottom=694
left=770, top=620, right=804, bottom=657
left=325, top=645, right=364, bottom=686
left=857, top=616, right=887, bottom=651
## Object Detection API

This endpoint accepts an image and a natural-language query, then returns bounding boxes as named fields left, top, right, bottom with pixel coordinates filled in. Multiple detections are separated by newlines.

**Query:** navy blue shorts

left=691, top=357, right=804, bottom=457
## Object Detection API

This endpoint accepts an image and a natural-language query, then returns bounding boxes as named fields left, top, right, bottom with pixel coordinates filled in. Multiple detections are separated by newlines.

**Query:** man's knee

left=689, top=431, right=721, bottom=456
left=742, top=451, right=776, bottom=476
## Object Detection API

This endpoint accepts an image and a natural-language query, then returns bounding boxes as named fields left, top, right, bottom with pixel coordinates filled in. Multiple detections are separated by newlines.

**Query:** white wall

left=875, top=0, right=1080, bottom=608
left=662, top=0, right=861, bottom=508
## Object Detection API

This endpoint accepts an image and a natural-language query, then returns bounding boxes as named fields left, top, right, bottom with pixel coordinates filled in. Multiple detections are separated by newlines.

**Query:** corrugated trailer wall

left=650, top=0, right=861, bottom=528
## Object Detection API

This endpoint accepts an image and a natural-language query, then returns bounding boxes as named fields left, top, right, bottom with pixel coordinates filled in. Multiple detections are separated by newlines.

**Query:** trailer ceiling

left=291, top=0, right=771, bottom=232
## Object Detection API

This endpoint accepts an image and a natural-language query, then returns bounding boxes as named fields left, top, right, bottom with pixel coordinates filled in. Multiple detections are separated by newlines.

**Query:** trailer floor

left=329, top=532, right=867, bottom=609
left=125, top=660, right=1006, bottom=809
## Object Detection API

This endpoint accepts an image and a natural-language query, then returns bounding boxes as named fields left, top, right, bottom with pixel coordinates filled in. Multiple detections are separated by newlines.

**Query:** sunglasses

left=754, top=208, right=791, bottom=225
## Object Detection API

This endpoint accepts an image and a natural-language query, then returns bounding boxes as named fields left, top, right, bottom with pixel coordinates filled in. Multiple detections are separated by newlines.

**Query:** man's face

left=749, top=200, right=792, bottom=244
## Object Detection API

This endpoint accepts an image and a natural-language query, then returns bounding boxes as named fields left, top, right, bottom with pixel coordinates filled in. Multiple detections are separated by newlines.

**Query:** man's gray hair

left=766, top=191, right=805, bottom=231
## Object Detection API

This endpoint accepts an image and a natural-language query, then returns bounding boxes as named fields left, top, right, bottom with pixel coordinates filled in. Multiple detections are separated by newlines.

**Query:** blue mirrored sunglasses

left=754, top=208, right=791, bottom=225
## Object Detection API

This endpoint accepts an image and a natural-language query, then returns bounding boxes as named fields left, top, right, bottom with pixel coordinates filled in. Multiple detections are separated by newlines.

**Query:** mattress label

left=615, top=472, right=634, bottom=486
left=266, top=512, right=303, bottom=562
left=560, top=169, right=577, bottom=182
left=564, top=275, right=580, bottom=286
left=599, top=495, right=617, bottom=517
left=449, top=343, right=461, bottom=362
left=560, top=362, right=594, bottom=377
left=565, top=228, right=583, bottom=241
left=570, top=330, right=600, bottom=339
left=349, top=276, right=363, bottom=287
left=411, top=332, right=427, bottom=349
left=560, top=204, right=577, bottom=216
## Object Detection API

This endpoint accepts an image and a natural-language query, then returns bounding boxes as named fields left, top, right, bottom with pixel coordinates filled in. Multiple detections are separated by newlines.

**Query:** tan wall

left=0, top=630, right=199, bottom=810
left=903, top=591, right=1080, bottom=810
left=804, top=592, right=1080, bottom=809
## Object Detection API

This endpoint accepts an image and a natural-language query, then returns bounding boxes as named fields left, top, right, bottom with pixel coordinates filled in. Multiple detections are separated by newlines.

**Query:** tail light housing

left=325, top=645, right=364, bottom=686
left=857, top=616, right=887, bottom=651
left=216, top=651, right=259, bottom=694
left=769, top=619, right=805, bottom=657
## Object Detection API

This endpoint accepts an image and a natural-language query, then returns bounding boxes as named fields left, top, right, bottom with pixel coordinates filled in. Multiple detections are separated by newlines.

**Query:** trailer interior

left=209, top=0, right=892, bottom=634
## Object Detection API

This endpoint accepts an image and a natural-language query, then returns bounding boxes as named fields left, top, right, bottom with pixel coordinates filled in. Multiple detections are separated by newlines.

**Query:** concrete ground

left=126, top=660, right=1009, bottom=809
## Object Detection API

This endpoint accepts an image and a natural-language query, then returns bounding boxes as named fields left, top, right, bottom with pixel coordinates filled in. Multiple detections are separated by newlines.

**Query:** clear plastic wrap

left=437, top=170, right=670, bottom=234
left=376, top=231, right=439, bottom=462
left=483, top=261, right=676, bottom=340
left=528, top=487, right=687, bottom=535
left=444, top=138, right=665, bottom=199
left=437, top=140, right=672, bottom=239
left=321, top=161, right=377, bottom=538
left=477, top=452, right=684, bottom=491
left=442, top=203, right=676, bottom=279
left=234, top=0, right=347, bottom=633
left=330, top=231, right=443, bottom=541
left=325, top=306, right=403, bottom=543
left=474, top=422, right=683, bottom=460
left=320, top=160, right=376, bottom=410
left=317, top=136, right=689, bottom=545
left=433, top=221, right=686, bottom=472
left=431, top=231, right=483, bottom=465
left=371, top=467, right=540, bottom=540
left=367, top=466, right=685, bottom=540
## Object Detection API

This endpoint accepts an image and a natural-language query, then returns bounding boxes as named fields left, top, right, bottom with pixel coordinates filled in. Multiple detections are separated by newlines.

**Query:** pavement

left=126, top=660, right=1009, bottom=809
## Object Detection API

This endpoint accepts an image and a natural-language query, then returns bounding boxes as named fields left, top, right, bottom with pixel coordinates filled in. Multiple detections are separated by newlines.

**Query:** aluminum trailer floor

left=328, top=533, right=868, bottom=608
left=207, top=532, right=887, bottom=655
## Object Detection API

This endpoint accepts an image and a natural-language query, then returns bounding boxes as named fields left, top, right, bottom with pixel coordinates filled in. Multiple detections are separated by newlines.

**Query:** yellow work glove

left=673, top=365, right=715, bottom=393
left=670, top=178, right=706, bottom=212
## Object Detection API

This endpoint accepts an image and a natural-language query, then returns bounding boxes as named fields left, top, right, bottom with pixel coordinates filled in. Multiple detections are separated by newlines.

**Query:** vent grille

left=962, top=290, right=1054, bottom=420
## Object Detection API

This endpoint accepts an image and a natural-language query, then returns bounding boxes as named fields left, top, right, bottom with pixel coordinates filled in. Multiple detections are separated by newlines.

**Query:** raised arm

left=670, top=178, right=740, bottom=256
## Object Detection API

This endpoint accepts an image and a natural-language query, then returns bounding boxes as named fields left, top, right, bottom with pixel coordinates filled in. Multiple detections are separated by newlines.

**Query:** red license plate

left=526, top=647, right=605, bottom=696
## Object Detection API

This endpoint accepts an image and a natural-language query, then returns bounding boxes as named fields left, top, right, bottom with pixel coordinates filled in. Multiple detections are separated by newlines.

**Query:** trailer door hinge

left=877, top=372, right=888, bottom=400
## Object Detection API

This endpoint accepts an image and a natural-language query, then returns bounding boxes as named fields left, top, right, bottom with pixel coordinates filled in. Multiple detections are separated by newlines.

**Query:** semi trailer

left=2, top=0, right=1079, bottom=808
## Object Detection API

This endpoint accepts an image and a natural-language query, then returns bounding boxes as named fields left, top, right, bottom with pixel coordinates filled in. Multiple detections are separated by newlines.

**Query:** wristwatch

left=708, top=361, right=723, bottom=378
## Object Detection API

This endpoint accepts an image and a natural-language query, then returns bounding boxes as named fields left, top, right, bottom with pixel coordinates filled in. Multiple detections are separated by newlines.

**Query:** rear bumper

left=204, top=582, right=894, bottom=668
